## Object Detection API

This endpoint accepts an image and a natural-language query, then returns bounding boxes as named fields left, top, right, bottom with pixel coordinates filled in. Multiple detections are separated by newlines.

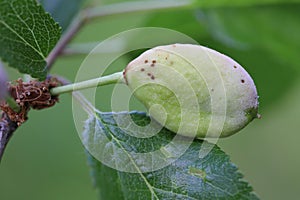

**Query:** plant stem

left=46, top=15, right=87, bottom=69
left=52, top=76, right=96, bottom=114
left=86, top=0, right=193, bottom=19
left=51, top=72, right=124, bottom=96
left=45, top=0, right=193, bottom=69
left=5, top=97, right=20, bottom=113
left=61, top=40, right=124, bottom=56
left=0, top=112, right=18, bottom=163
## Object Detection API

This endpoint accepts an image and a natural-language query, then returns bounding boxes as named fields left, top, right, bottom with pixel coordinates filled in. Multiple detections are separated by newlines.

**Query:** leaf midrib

left=0, top=19, right=45, bottom=60
left=98, top=113, right=238, bottom=198
left=11, top=2, right=44, bottom=56
left=95, top=113, right=160, bottom=200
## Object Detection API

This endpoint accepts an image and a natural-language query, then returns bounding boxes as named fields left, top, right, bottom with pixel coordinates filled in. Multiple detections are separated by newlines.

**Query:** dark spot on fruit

left=144, top=60, right=148, bottom=63
left=241, top=79, right=245, bottom=83
left=211, top=89, right=214, bottom=92
left=141, top=68, right=145, bottom=72
left=151, top=63, right=155, bottom=67
left=152, top=60, right=156, bottom=64
left=170, top=61, right=174, bottom=65
left=123, top=68, right=129, bottom=84
left=147, top=73, right=151, bottom=76
left=151, top=75, right=155, bottom=80
left=233, top=65, right=237, bottom=69
left=165, top=57, right=168, bottom=60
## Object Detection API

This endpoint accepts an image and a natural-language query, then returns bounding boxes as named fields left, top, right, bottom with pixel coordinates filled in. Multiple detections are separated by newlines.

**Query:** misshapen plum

left=124, top=44, right=259, bottom=138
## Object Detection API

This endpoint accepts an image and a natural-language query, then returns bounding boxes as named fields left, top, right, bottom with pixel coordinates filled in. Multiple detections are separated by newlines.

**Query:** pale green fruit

left=124, top=44, right=258, bottom=138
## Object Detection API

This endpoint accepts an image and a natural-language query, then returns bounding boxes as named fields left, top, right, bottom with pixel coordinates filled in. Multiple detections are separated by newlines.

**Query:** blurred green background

left=1, top=0, right=300, bottom=199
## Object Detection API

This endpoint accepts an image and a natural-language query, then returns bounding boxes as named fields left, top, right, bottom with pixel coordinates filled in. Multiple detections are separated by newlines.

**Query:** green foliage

left=143, top=10, right=208, bottom=43
left=203, top=4, right=300, bottom=73
left=2, top=1, right=300, bottom=199
left=0, top=0, right=61, bottom=79
left=84, top=111, right=259, bottom=200
left=40, top=0, right=85, bottom=31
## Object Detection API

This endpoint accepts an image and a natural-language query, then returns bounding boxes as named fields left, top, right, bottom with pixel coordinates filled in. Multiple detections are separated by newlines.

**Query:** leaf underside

left=85, top=111, right=259, bottom=200
left=0, top=0, right=61, bottom=79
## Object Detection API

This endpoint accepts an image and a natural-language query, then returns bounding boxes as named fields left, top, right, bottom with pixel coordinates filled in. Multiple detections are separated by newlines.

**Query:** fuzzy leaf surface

left=0, top=0, right=61, bottom=79
left=85, top=111, right=259, bottom=200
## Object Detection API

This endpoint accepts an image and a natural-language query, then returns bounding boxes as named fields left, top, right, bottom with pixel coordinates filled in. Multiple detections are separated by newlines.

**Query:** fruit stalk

left=50, top=72, right=124, bottom=95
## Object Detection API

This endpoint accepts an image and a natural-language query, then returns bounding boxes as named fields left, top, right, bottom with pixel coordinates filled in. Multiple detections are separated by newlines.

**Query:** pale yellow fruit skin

left=124, top=44, right=258, bottom=138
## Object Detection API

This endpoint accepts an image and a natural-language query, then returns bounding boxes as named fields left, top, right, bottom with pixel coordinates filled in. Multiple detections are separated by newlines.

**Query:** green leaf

left=143, top=10, right=209, bottom=42
left=84, top=111, right=259, bottom=200
left=0, top=0, right=61, bottom=79
left=0, top=62, right=7, bottom=99
left=40, top=0, right=85, bottom=31
left=202, top=4, right=300, bottom=72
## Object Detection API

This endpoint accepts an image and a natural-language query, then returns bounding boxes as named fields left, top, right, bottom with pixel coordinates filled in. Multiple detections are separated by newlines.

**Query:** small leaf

left=0, top=62, right=7, bottom=99
left=0, top=0, right=61, bottom=79
left=40, top=0, right=85, bottom=31
left=84, top=111, right=259, bottom=200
